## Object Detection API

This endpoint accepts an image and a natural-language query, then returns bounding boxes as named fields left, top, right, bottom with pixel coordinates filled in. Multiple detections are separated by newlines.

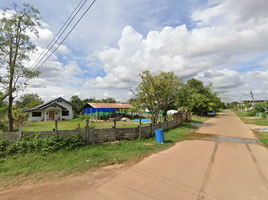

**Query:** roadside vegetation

left=234, top=110, right=268, bottom=125
left=0, top=117, right=204, bottom=187
left=234, top=110, right=268, bottom=149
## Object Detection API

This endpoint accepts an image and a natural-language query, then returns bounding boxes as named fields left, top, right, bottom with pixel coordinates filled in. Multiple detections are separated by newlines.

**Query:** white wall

left=28, top=111, right=45, bottom=122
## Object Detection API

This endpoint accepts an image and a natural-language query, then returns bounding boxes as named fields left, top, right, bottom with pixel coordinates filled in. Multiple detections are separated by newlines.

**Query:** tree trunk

left=8, top=93, right=14, bottom=132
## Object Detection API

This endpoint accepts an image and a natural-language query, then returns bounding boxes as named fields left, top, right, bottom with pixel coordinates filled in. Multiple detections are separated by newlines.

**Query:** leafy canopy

left=0, top=3, right=41, bottom=131
left=136, top=70, right=182, bottom=122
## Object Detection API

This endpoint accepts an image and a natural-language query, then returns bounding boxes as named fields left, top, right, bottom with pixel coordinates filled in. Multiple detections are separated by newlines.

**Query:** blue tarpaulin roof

left=84, top=108, right=116, bottom=113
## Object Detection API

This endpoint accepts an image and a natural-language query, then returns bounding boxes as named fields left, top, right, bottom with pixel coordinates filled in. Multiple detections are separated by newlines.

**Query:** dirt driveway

left=1, top=110, right=268, bottom=199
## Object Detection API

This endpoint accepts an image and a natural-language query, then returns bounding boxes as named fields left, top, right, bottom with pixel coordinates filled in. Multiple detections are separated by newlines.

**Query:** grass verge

left=234, top=111, right=268, bottom=125
left=254, top=130, right=268, bottom=148
left=0, top=122, right=199, bottom=187
left=234, top=111, right=268, bottom=149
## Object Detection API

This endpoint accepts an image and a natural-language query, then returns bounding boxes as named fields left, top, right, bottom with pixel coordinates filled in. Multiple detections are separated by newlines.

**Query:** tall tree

left=70, top=95, right=83, bottom=114
left=178, top=78, right=223, bottom=115
left=101, top=97, right=116, bottom=103
left=15, top=93, right=43, bottom=109
left=136, top=70, right=182, bottom=123
left=0, top=3, right=41, bottom=131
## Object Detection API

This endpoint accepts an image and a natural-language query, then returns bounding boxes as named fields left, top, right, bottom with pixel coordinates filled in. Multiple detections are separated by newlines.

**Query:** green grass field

left=17, top=115, right=174, bottom=132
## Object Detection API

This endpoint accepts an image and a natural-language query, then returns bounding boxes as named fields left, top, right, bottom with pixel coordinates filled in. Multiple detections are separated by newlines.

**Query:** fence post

left=139, top=116, right=141, bottom=139
left=113, top=118, right=117, bottom=140
left=86, top=119, right=89, bottom=145
left=19, top=121, right=23, bottom=138
left=55, top=120, right=58, bottom=138
left=151, top=117, right=154, bottom=136
left=159, top=116, right=161, bottom=128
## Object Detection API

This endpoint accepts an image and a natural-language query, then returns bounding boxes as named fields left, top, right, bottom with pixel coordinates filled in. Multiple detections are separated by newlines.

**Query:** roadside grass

left=234, top=111, right=249, bottom=118
left=189, top=115, right=211, bottom=124
left=234, top=111, right=268, bottom=126
left=234, top=111, right=268, bottom=149
left=254, top=131, right=268, bottom=148
left=0, top=122, right=198, bottom=187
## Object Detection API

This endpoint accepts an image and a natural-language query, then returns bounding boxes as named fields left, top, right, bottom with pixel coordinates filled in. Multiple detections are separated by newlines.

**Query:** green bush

left=0, top=137, right=11, bottom=157
left=254, top=102, right=265, bottom=113
left=246, top=111, right=256, bottom=116
left=0, top=121, right=8, bottom=132
left=0, top=133, right=85, bottom=157
left=261, top=112, right=266, bottom=118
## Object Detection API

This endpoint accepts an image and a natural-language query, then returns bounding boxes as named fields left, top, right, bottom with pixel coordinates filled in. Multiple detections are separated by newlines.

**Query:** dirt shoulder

left=0, top=162, right=134, bottom=200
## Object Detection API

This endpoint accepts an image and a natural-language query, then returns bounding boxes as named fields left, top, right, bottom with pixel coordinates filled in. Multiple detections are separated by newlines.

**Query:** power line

left=20, top=0, right=88, bottom=84
left=26, top=0, right=86, bottom=74
left=22, top=0, right=97, bottom=85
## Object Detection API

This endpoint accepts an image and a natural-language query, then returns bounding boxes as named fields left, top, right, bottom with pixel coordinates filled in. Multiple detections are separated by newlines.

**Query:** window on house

left=62, top=111, right=69, bottom=116
left=32, top=112, right=41, bottom=117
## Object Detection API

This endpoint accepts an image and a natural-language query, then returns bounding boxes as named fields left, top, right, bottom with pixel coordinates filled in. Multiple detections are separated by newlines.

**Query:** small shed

left=81, top=103, right=132, bottom=120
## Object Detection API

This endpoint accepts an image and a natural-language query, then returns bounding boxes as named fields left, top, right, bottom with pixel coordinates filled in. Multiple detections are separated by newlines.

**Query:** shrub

left=0, top=121, right=8, bottom=132
left=261, top=112, right=266, bottom=118
left=0, top=137, right=11, bottom=157
left=246, top=111, right=256, bottom=116
left=254, top=102, right=265, bottom=113
left=0, top=133, right=86, bottom=157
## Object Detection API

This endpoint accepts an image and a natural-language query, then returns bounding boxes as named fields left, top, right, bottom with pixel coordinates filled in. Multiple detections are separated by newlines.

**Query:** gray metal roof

left=25, top=97, right=75, bottom=112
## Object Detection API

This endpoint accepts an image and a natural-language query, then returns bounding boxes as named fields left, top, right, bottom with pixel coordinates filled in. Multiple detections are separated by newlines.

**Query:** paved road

left=84, top=110, right=268, bottom=200
left=1, top=110, right=268, bottom=199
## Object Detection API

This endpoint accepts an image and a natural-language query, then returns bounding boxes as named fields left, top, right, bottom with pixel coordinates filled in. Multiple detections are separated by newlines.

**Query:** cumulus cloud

left=196, top=69, right=244, bottom=89
left=3, top=0, right=268, bottom=103
left=81, top=0, right=268, bottom=102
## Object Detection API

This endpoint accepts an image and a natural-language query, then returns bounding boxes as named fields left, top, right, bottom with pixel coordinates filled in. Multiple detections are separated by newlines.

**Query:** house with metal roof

left=26, top=97, right=76, bottom=122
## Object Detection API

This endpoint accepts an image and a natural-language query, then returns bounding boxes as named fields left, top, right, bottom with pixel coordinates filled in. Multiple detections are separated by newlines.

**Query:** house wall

left=56, top=99, right=73, bottom=120
left=28, top=110, right=46, bottom=122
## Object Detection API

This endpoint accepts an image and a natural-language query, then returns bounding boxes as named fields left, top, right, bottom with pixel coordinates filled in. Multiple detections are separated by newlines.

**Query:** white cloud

left=3, top=0, right=268, bottom=103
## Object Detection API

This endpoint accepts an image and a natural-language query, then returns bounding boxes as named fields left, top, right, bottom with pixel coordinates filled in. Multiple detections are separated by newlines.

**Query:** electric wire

left=20, top=0, right=89, bottom=84
left=26, top=0, right=86, bottom=73
left=32, top=0, right=97, bottom=74
left=22, top=0, right=97, bottom=85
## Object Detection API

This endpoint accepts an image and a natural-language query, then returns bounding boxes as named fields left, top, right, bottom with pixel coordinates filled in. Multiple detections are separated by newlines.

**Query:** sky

left=1, top=0, right=268, bottom=104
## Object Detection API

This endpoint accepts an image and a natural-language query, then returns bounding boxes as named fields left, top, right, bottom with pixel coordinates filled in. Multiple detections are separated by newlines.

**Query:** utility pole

left=250, top=91, right=255, bottom=106
left=239, top=95, right=241, bottom=111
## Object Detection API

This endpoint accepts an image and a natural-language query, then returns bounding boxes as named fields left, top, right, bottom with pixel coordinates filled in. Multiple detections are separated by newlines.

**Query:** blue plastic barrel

left=155, top=129, right=165, bottom=143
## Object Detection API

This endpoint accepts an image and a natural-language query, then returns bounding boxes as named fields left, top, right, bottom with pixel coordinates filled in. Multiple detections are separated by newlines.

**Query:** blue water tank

left=155, top=129, right=165, bottom=143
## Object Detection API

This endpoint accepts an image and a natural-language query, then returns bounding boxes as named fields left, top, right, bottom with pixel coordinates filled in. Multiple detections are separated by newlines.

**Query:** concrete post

left=86, top=119, right=89, bottom=145
left=55, top=120, right=58, bottom=137
left=19, top=121, right=23, bottom=138
left=159, top=116, right=161, bottom=128
left=139, top=116, right=141, bottom=139
left=113, top=118, right=117, bottom=140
